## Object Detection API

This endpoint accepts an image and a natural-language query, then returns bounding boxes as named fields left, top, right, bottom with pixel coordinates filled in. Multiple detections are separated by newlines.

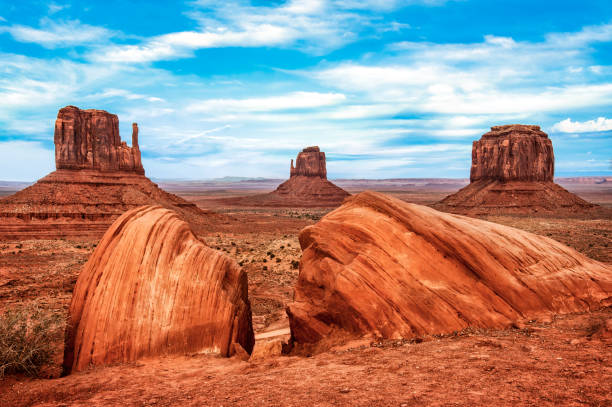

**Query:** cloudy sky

left=1, top=0, right=611, bottom=181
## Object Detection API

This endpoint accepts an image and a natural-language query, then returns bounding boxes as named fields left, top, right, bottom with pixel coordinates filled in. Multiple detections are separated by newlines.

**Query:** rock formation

left=231, top=146, right=350, bottom=207
left=0, top=106, right=216, bottom=240
left=290, top=146, right=327, bottom=178
left=435, top=125, right=595, bottom=214
left=55, top=106, right=144, bottom=174
left=63, top=206, right=254, bottom=374
left=287, top=191, right=611, bottom=346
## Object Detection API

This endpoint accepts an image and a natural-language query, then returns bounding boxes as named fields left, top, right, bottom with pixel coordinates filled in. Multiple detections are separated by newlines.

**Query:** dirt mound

left=436, top=180, right=595, bottom=215
left=63, top=206, right=254, bottom=374
left=228, top=146, right=350, bottom=207
left=287, top=191, right=611, bottom=346
left=435, top=125, right=596, bottom=215
left=0, top=106, right=218, bottom=240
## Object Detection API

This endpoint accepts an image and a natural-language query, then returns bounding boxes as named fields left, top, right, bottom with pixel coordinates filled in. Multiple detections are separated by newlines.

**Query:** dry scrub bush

left=0, top=303, right=64, bottom=377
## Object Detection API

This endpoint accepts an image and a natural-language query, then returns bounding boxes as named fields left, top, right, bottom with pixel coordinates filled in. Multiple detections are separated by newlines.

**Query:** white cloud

left=48, top=3, right=70, bottom=14
left=187, top=92, right=346, bottom=112
left=552, top=117, right=612, bottom=133
left=90, top=0, right=377, bottom=62
left=2, top=18, right=114, bottom=48
left=311, top=22, right=612, bottom=117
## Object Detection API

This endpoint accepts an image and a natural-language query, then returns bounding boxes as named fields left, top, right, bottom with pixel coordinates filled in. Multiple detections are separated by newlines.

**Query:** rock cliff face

left=436, top=125, right=595, bottom=214
left=287, top=191, right=611, bottom=345
left=54, top=106, right=144, bottom=174
left=63, top=206, right=254, bottom=374
left=290, top=146, right=327, bottom=178
left=470, top=125, right=553, bottom=182
left=230, top=146, right=349, bottom=207
left=0, top=106, right=216, bottom=240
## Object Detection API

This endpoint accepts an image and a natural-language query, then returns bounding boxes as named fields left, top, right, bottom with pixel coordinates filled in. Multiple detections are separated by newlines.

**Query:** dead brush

left=0, top=302, right=65, bottom=378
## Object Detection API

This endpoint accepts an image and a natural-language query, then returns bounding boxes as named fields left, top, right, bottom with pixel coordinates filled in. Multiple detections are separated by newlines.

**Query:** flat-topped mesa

left=290, top=146, right=327, bottom=179
left=54, top=105, right=144, bottom=174
left=470, top=124, right=553, bottom=182
left=434, top=124, right=596, bottom=215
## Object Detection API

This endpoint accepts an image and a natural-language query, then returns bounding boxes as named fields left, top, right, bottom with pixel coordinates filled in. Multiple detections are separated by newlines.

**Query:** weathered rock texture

left=232, top=146, right=349, bottom=207
left=290, top=146, right=327, bottom=178
left=436, top=125, right=595, bottom=214
left=63, top=206, right=254, bottom=374
left=0, top=106, right=216, bottom=240
left=470, top=125, right=553, bottom=182
left=287, top=191, right=611, bottom=345
left=55, top=106, right=144, bottom=174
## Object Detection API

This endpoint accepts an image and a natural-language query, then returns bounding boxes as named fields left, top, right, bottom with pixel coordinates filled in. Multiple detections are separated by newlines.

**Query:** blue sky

left=1, top=0, right=611, bottom=181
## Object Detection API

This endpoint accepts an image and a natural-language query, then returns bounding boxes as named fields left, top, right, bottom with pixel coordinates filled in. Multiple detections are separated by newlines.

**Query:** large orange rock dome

left=63, top=206, right=254, bottom=374
left=287, top=191, right=611, bottom=345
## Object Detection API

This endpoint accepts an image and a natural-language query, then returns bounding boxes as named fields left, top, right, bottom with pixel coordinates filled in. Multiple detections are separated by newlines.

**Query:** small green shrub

left=0, top=303, right=64, bottom=378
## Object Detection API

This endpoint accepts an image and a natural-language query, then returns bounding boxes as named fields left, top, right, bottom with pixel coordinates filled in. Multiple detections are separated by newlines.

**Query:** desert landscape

left=0, top=109, right=610, bottom=406
left=2, top=1, right=612, bottom=406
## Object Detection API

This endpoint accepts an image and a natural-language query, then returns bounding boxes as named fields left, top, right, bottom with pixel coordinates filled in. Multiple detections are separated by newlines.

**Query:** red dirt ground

left=0, top=181, right=610, bottom=406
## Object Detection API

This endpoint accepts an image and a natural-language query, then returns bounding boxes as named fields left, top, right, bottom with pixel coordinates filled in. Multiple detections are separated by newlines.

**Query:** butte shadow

left=286, top=191, right=611, bottom=348
left=0, top=106, right=219, bottom=240
left=434, top=124, right=597, bottom=215
left=227, top=146, right=350, bottom=208
left=63, top=205, right=254, bottom=374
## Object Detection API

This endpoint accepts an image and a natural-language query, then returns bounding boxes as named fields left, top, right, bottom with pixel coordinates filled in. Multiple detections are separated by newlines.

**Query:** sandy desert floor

left=0, top=181, right=610, bottom=406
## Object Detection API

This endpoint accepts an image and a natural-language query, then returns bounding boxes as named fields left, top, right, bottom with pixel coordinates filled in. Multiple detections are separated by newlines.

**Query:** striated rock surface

left=436, top=125, right=596, bottom=214
left=0, top=106, right=217, bottom=240
left=470, top=125, right=553, bottom=182
left=63, top=206, right=254, bottom=374
left=55, top=106, right=144, bottom=174
left=287, top=191, right=611, bottom=345
left=290, top=146, right=327, bottom=178
left=231, top=146, right=349, bottom=207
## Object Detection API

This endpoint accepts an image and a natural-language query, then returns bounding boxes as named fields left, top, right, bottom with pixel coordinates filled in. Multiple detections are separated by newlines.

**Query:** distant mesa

left=0, top=106, right=215, bottom=240
left=287, top=191, right=611, bottom=347
left=434, top=124, right=596, bottom=214
left=230, top=146, right=350, bottom=207
left=63, top=206, right=254, bottom=374
left=290, top=146, right=327, bottom=178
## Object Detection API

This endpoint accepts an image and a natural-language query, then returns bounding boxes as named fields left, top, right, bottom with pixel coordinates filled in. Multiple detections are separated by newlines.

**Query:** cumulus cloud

left=552, top=117, right=612, bottom=133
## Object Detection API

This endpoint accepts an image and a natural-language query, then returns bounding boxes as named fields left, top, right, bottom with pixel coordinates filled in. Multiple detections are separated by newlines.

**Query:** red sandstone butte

left=287, top=191, right=611, bottom=346
left=0, top=106, right=215, bottom=240
left=435, top=124, right=595, bottom=214
left=55, top=106, right=144, bottom=174
left=63, top=206, right=254, bottom=374
left=233, top=146, right=350, bottom=207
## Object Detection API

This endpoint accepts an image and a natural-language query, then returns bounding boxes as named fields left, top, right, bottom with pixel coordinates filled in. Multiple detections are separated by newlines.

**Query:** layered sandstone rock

left=63, top=206, right=254, bottom=374
left=290, top=146, right=327, bottom=178
left=287, top=191, right=611, bottom=345
left=436, top=125, right=595, bottom=214
left=55, top=106, right=144, bottom=174
left=231, top=146, right=349, bottom=207
left=0, top=106, right=215, bottom=240
left=470, top=125, right=553, bottom=182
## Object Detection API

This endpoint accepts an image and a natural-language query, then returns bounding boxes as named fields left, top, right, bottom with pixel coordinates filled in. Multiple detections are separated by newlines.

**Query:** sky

left=1, top=0, right=611, bottom=181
